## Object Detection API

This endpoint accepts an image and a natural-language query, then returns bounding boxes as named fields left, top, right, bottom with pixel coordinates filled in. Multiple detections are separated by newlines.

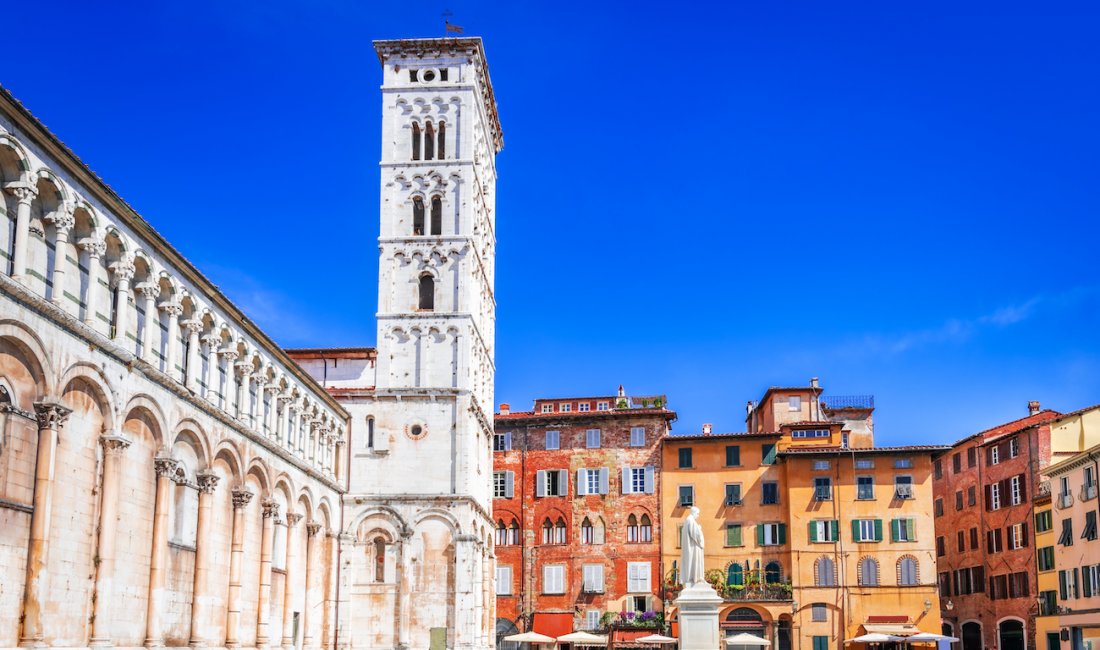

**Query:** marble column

left=301, top=522, right=322, bottom=650
left=5, top=183, right=37, bottom=283
left=226, top=486, right=253, bottom=649
left=280, top=513, right=303, bottom=650
left=79, top=238, right=107, bottom=328
left=396, top=534, right=413, bottom=649
left=19, top=400, right=72, bottom=648
left=275, top=394, right=291, bottom=445
left=320, top=532, right=335, bottom=650
left=201, top=335, right=221, bottom=404
left=256, top=497, right=280, bottom=650
left=90, top=433, right=133, bottom=648
left=235, top=361, right=254, bottom=423
left=110, top=257, right=136, bottom=343
left=44, top=205, right=74, bottom=305
left=137, top=283, right=159, bottom=362
left=263, top=383, right=279, bottom=438
left=144, top=454, right=180, bottom=648
left=182, top=319, right=204, bottom=392
left=159, top=301, right=183, bottom=380
left=219, top=349, right=240, bottom=412
left=188, top=470, right=220, bottom=648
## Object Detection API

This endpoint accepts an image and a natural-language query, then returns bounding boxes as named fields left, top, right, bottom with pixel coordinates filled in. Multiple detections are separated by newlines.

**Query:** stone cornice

left=0, top=86, right=347, bottom=419
left=0, top=274, right=345, bottom=493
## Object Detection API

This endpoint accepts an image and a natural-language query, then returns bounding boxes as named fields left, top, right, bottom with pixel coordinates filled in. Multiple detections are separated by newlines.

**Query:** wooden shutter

left=873, top=519, right=883, bottom=542
left=576, top=469, right=587, bottom=496
left=731, top=524, right=742, bottom=547
left=985, top=484, right=993, bottom=511
left=906, top=518, right=915, bottom=541
left=505, top=471, right=514, bottom=498
left=830, top=520, right=839, bottom=542
left=757, top=524, right=765, bottom=546
left=503, top=431, right=512, bottom=450
left=987, top=530, right=994, bottom=553
left=809, top=522, right=818, bottom=543
left=778, top=524, right=787, bottom=545
left=1021, top=521, right=1028, bottom=547
left=1060, top=571, right=1068, bottom=600
left=852, top=520, right=861, bottom=541
left=622, top=467, right=633, bottom=494
left=598, top=468, right=609, bottom=495
left=559, top=470, right=568, bottom=496
left=1018, top=474, right=1028, bottom=501
left=536, top=470, right=546, bottom=497
left=891, top=519, right=900, bottom=542
left=644, top=465, right=655, bottom=494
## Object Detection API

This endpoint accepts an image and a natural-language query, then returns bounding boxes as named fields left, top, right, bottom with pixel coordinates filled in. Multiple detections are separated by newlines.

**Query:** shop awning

left=533, top=613, right=574, bottom=638
left=862, top=625, right=919, bottom=637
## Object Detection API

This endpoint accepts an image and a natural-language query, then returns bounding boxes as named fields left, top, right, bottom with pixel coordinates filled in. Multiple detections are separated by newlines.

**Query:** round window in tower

left=406, top=423, right=428, bottom=441
left=422, top=69, right=437, bottom=82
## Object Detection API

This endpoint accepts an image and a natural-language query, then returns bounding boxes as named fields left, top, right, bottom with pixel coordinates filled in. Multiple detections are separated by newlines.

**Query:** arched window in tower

left=541, top=518, right=554, bottom=545
left=581, top=517, right=594, bottom=545
left=554, top=517, right=567, bottom=544
left=508, top=520, right=520, bottom=545
left=424, top=122, right=435, bottom=160
left=411, top=123, right=421, bottom=161
left=412, top=197, right=425, bottom=235
left=627, top=514, right=639, bottom=542
left=366, top=416, right=375, bottom=449
left=437, top=122, right=446, bottom=159
left=430, top=196, right=442, bottom=235
left=495, top=520, right=508, bottom=546
left=640, top=514, right=653, bottom=542
left=373, top=537, right=386, bottom=582
left=418, top=274, right=435, bottom=311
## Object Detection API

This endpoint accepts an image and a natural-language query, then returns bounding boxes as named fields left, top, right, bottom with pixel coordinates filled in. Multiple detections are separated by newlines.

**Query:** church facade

left=0, top=36, right=501, bottom=650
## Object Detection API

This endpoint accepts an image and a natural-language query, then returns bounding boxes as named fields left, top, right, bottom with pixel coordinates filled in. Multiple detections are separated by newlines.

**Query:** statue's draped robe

left=681, top=516, right=705, bottom=586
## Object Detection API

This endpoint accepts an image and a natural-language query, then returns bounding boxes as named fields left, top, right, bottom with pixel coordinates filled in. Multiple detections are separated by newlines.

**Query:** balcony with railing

left=722, top=583, right=794, bottom=602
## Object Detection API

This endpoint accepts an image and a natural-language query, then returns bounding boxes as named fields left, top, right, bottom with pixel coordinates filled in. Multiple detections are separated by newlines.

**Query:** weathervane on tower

left=443, top=10, right=464, bottom=36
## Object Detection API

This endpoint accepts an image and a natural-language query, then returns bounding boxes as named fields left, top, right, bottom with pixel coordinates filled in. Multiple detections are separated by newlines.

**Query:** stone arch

left=857, top=555, right=880, bottom=586
left=0, top=133, right=32, bottom=183
left=349, top=505, right=409, bottom=539
left=212, top=440, right=245, bottom=485
left=0, top=318, right=54, bottom=396
left=273, top=473, right=296, bottom=509
left=58, top=361, right=118, bottom=427
left=34, top=168, right=69, bottom=203
left=172, top=420, right=210, bottom=469
left=121, top=393, right=168, bottom=450
left=412, top=507, right=461, bottom=535
left=245, top=457, right=272, bottom=496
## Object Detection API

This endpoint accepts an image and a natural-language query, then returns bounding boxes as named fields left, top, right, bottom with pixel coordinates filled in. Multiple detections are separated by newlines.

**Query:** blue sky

left=4, top=1, right=1098, bottom=444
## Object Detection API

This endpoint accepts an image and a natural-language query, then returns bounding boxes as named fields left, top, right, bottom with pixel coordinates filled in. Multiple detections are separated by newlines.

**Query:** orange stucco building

left=661, top=380, right=946, bottom=650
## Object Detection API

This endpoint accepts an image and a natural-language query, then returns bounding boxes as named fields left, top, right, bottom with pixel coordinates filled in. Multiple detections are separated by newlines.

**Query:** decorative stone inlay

left=196, top=470, right=220, bottom=494
left=231, top=486, right=254, bottom=509
left=33, top=400, right=72, bottom=430
left=285, top=512, right=303, bottom=527
left=306, top=522, right=323, bottom=537
left=99, top=434, right=132, bottom=456
left=261, top=497, right=280, bottom=519
left=153, top=454, right=180, bottom=478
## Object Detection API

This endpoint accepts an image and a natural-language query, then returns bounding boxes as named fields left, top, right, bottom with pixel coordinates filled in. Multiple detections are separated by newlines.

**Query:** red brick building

left=492, top=389, right=675, bottom=640
left=933, top=402, right=1060, bottom=650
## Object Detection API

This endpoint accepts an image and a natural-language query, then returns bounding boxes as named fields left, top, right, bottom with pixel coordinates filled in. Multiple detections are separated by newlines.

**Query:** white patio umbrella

left=846, top=634, right=902, bottom=644
left=634, top=634, right=678, bottom=644
left=725, top=633, right=772, bottom=646
left=905, top=634, right=959, bottom=644
left=505, top=632, right=557, bottom=645
left=557, top=632, right=608, bottom=645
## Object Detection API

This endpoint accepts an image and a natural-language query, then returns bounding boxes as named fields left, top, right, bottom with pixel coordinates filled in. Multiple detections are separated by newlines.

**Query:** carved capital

left=231, top=486, right=254, bottom=509
left=196, top=470, right=220, bottom=494
left=277, top=392, right=294, bottom=404
left=263, top=382, right=280, bottom=394
left=285, top=512, right=303, bottom=527
left=261, top=497, right=280, bottom=519
left=219, top=348, right=240, bottom=362
left=6, top=183, right=37, bottom=205
left=307, top=522, right=323, bottom=537
left=78, top=237, right=106, bottom=259
left=181, top=319, right=204, bottom=335
left=45, top=204, right=75, bottom=234
left=235, top=360, right=255, bottom=376
left=153, top=454, right=180, bottom=478
left=110, top=257, right=136, bottom=283
left=136, top=282, right=159, bottom=300
left=33, top=400, right=71, bottom=430
left=201, top=334, right=222, bottom=350
left=158, top=301, right=183, bottom=317
left=99, top=433, right=132, bottom=456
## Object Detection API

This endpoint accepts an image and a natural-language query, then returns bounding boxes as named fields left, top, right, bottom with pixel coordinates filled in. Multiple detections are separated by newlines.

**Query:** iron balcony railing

left=723, top=584, right=794, bottom=602
left=822, top=395, right=875, bottom=409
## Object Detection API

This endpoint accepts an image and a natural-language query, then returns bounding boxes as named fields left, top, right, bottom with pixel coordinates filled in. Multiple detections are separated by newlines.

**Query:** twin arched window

left=411, top=121, right=446, bottom=161
left=541, top=517, right=566, bottom=544
left=412, top=196, right=443, bottom=236
left=495, top=519, right=520, bottom=546
left=626, top=513, right=653, bottom=543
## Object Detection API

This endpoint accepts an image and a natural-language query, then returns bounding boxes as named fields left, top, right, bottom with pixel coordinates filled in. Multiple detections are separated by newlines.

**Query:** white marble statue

left=681, top=506, right=705, bottom=587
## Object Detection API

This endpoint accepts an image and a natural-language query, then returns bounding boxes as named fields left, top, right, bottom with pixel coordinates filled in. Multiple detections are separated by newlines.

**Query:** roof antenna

left=443, top=10, right=464, bottom=36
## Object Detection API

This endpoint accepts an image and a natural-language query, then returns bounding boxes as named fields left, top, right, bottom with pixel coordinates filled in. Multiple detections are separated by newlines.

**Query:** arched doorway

left=726, top=608, right=767, bottom=650
left=777, top=616, right=792, bottom=650
left=942, top=623, right=957, bottom=650
left=496, top=618, right=520, bottom=650
left=999, top=620, right=1025, bottom=650
left=962, top=622, right=982, bottom=650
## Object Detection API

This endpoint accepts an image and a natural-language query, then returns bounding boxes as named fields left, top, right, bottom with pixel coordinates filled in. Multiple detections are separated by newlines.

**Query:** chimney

left=499, top=403, right=510, bottom=415
left=1028, top=401, right=1040, bottom=416
left=810, top=377, right=820, bottom=389
left=702, top=423, right=713, bottom=435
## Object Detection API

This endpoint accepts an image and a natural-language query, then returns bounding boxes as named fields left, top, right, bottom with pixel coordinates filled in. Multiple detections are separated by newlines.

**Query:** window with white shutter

left=585, top=610, right=600, bottom=631
left=583, top=564, right=604, bottom=593
left=627, top=561, right=651, bottom=593
left=496, top=565, right=512, bottom=595
left=631, top=427, right=646, bottom=447
left=543, top=564, right=565, bottom=594
left=586, top=429, right=601, bottom=448
left=545, top=430, right=560, bottom=450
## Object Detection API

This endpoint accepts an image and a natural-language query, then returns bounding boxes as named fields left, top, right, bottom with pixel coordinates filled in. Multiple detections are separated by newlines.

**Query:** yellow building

left=1034, top=483, right=1060, bottom=650
left=661, top=382, right=946, bottom=650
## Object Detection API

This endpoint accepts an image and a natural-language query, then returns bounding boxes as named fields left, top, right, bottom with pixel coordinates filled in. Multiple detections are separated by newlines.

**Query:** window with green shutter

left=762, top=444, right=777, bottom=465
left=874, top=518, right=883, bottom=542
left=725, top=524, right=742, bottom=547
left=891, top=518, right=915, bottom=542
left=726, top=445, right=741, bottom=466
left=813, top=636, right=829, bottom=650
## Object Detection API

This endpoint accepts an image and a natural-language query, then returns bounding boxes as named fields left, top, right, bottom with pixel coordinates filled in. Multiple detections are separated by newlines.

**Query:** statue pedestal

left=674, top=583, right=723, bottom=650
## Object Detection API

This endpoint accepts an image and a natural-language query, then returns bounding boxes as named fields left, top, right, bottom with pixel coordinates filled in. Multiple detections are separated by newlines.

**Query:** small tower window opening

left=412, top=197, right=425, bottom=235
left=439, top=69, right=449, bottom=82
left=411, top=123, right=421, bottom=161
left=418, top=274, right=435, bottom=311
left=409, top=70, right=419, bottom=82
left=430, top=196, right=442, bottom=235
left=437, top=122, right=446, bottom=159
left=366, top=416, right=375, bottom=449
left=424, top=122, right=435, bottom=160
left=639, top=514, right=653, bottom=542
left=373, top=537, right=386, bottom=582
